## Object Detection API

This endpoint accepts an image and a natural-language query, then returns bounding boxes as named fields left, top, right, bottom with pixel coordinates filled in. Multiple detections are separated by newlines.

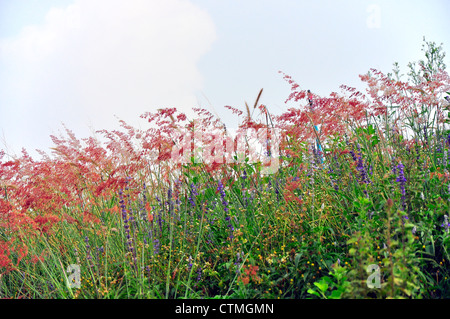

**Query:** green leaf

left=307, top=288, right=321, bottom=298
left=314, top=281, right=328, bottom=292
left=329, top=289, right=343, bottom=299
left=321, top=276, right=333, bottom=284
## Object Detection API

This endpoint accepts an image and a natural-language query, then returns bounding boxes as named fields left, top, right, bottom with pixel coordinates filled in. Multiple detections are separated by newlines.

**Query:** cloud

left=0, top=0, right=216, bottom=156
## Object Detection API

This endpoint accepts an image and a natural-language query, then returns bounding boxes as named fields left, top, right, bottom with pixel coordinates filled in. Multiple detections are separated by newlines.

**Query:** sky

left=0, top=0, right=449, bottom=159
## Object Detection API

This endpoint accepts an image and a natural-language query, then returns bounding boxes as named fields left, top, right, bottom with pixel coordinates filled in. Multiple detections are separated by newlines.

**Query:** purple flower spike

left=218, top=180, right=233, bottom=239
left=395, top=161, right=407, bottom=211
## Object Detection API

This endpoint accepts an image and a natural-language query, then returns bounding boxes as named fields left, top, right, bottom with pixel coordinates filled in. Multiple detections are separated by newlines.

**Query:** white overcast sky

left=0, top=0, right=449, bottom=159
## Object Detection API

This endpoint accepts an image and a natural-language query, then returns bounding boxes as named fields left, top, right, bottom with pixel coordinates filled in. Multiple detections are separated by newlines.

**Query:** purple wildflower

left=441, top=215, right=449, bottom=233
left=218, top=181, right=228, bottom=213
left=415, top=139, right=420, bottom=160
left=396, top=161, right=407, bottom=211
left=349, top=148, right=357, bottom=162
left=187, top=256, right=193, bottom=272
left=327, top=167, right=339, bottom=191
left=153, top=238, right=160, bottom=255
left=196, top=267, right=202, bottom=282
left=218, top=180, right=233, bottom=239
left=392, top=159, right=397, bottom=175
left=119, top=189, right=127, bottom=220
left=356, top=144, right=370, bottom=184
left=188, top=183, right=198, bottom=208
left=275, top=179, right=280, bottom=201
left=234, top=251, right=244, bottom=273
left=119, top=188, right=138, bottom=271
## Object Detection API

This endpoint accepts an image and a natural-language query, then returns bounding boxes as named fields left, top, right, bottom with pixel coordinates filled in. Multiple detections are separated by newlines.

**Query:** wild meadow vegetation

left=1, top=39, right=450, bottom=299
